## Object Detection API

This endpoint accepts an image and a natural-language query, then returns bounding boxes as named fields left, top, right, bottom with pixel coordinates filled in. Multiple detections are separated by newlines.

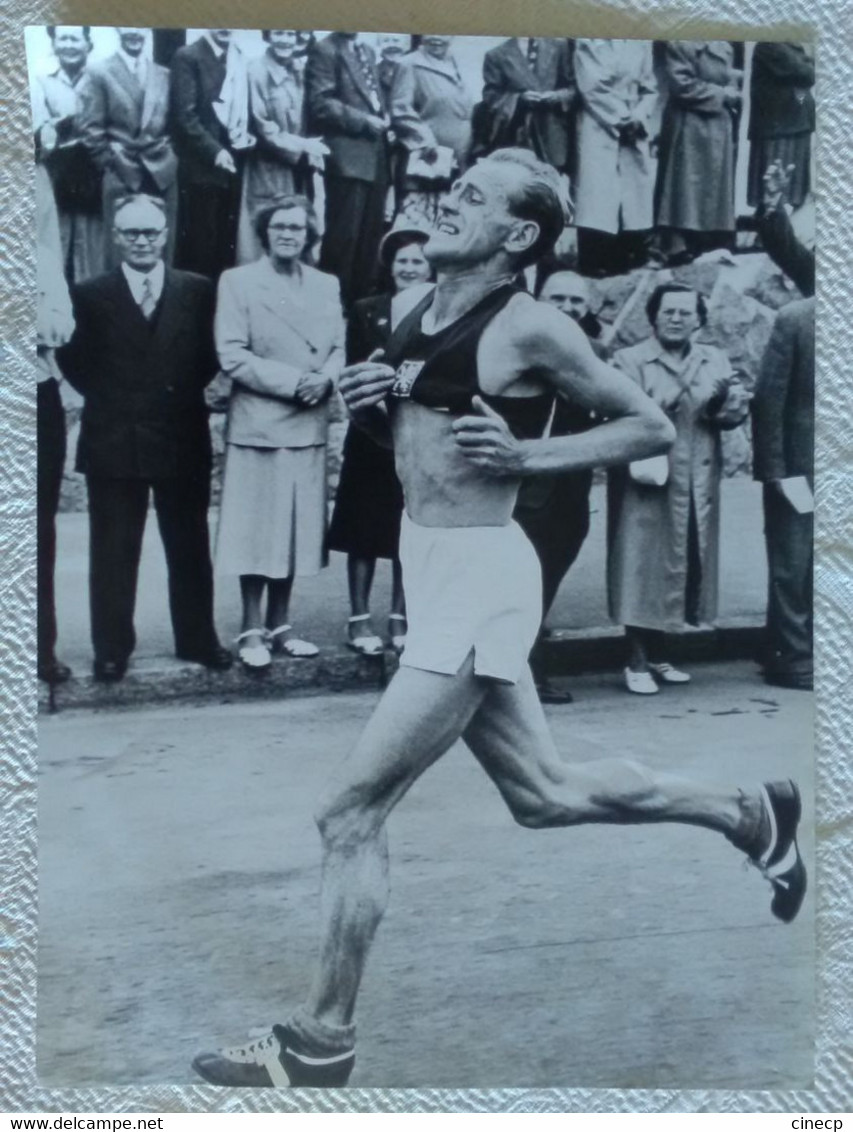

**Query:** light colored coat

left=573, top=39, right=658, bottom=234
left=390, top=48, right=473, bottom=167
left=215, top=256, right=344, bottom=449
left=607, top=336, right=746, bottom=631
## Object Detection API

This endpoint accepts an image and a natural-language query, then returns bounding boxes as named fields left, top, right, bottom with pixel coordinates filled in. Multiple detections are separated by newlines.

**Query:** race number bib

left=390, top=360, right=425, bottom=399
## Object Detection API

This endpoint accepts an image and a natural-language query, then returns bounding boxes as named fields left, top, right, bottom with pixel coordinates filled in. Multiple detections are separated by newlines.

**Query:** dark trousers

left=174, top=173, right=241, bottom=280
left=763, top=483, right=814, bottom=677
left=514, top=472, right=593, bottom=680
left=320, top=174, right=388, bottom=309
left=37, top=379, right=66, bottom=664
left=86, top=474, right=218, bottom=664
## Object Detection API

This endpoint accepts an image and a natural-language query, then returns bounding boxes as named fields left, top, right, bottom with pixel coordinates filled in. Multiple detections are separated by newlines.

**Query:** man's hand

left=364, top=114, right=389, bottom=138
left=452, top=396, right=526, bottom=476
left=519, top=90, right=545, bottom=106
left=339, top=351, right=396, bottom=414
left=214, top=149, right=237, bottom=174
left=295, top=372, right=332, bottom=407
left=302, top=137, right=331, bottom=159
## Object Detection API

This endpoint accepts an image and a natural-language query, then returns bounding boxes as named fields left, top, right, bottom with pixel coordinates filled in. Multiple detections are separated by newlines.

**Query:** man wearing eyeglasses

left=58, top=193, right=232, bottom=681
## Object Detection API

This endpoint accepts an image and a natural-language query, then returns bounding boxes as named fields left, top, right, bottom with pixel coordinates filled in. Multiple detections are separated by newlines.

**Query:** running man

left=193, top=148, right=806, bottom=1089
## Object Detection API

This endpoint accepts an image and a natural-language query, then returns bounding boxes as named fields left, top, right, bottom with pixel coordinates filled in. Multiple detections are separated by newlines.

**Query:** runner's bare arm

left=453, top=299, right=675, bottom=476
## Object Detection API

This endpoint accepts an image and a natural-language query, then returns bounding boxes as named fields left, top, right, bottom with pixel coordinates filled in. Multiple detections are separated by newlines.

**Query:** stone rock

left=700, top=278, right=776, bottom=390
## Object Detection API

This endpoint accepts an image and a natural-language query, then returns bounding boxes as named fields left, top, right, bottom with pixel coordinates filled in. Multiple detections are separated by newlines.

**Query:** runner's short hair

left=480, top=148, right=570, bottom=270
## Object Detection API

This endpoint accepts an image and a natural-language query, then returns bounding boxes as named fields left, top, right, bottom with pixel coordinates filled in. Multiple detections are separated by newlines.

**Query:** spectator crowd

left=32, top=28, right=816, bottom=698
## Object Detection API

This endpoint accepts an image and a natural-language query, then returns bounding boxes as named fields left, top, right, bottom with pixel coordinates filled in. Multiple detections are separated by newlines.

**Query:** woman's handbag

left=628, top=454, right=669, bottom=487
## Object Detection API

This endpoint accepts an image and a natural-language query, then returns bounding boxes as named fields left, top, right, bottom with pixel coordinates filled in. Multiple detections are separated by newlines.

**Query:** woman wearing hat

left=327, top=217, right=434, bottom=655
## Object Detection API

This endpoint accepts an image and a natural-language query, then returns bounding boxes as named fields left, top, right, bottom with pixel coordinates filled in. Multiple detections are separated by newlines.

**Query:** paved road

left=52, top=479, right=768, bottom=668
left=37, top=661, right=813, bottom=1090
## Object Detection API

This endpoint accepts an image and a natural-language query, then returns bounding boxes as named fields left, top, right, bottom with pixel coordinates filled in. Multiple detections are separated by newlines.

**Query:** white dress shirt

left=122, top=260, right=165, bottom=308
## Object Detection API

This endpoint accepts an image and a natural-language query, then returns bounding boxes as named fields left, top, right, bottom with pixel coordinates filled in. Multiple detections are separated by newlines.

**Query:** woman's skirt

left=326, top=425, right=404, bottom=560
left=215, top=443, right=327, bottom=578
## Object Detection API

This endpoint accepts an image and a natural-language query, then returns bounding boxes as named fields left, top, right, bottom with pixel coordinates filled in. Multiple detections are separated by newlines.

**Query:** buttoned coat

left=390, top=48, right=473, bottom=168
left=752, top=298, right=815, bottom=484
left=749, top=43, right=815, bottom=140
left=655, top=41, right=737, bottom=233
left=304, top=33, right=388, bottom=183
left=78, top=53, right=177, bottom=191
left=573, top=40, right=658, bottom=234
left=215, top=256, right=345, bottom=449
left=481, top=38, right=575, bottom=172
left=607, top=336, right=746, bottom=630
left=170, top=36, right=233, bottom=187
left=58, top=267, right=218, bottom=479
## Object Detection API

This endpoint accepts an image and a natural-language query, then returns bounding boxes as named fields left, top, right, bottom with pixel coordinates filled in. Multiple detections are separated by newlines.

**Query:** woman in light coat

left=655, top=41, right=742, bottom=263
left=215, top=196, right=344, bottom=669
left=607, top=283, right=750, bottom=694
left=236, top=29, right=329, bottom=264
left=390, top=36, right=473, bottom=227
left=573, top=39, right=658, bottom=276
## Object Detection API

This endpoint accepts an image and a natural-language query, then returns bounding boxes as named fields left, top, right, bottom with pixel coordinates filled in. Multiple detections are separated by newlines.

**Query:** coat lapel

left=139, top=62, right=167, bottom=134
left=339, top=39, right=375, bottom=110
left=106, top=268, right=155, bottom=350
left=152, top=269, right=189, bottom=350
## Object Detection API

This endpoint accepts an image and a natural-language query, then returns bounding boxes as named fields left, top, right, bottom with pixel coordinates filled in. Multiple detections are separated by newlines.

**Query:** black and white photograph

left=26, top=21, right=817, bottom=1094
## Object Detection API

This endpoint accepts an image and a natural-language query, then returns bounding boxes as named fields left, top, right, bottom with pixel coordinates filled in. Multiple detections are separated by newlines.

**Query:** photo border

left=3, top=0, right=850, bottom=1113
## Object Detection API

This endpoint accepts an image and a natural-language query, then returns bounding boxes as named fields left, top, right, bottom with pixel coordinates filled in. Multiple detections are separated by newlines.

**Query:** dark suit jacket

left=169, top=37, right=233, bottom=187
left=58, top=266, right=218, bottom=479
left=79, top=53, right=177, bottom=191
left=481, top=38, right=575, bottom=171
left=749, top=43, right=815, bottom=139
left=756, top=204, right=815, bottom=298
left=304, top=33, right=388, bottom=182
left=752, top=297, right=815, bottom=483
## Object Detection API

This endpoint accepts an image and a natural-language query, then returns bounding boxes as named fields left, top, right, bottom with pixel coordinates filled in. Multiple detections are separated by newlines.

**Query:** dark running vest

left=382, top=283, right=555, bottom=440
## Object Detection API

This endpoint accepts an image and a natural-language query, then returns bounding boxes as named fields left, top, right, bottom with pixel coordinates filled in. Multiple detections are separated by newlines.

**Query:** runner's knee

left=314, top=784, right=382, bottom=850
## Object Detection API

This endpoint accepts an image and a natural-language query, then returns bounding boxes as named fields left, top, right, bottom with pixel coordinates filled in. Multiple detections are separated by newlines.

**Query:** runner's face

left=427, top=165, right=526, bottom=268
left=654, top=292, right=701, bottom=347
left=391, top=242, right=431, bottom=291
left=117, top=28, right=146, bottom=57
left=539, top=273, right=589, bottom=322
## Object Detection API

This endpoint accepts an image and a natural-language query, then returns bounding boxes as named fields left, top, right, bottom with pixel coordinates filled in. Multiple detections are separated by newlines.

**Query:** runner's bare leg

left=463, top=666, right=760, bottom=838
left=305, top=653, right=490, bottom=1027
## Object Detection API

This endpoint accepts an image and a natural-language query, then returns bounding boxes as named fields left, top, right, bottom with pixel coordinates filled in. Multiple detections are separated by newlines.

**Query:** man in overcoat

left=170, top=29, right=251, bottom=279
left=58, top=194, right=232, bottom=681
left=752, top=297, right=815, bottom=690
left=481, top=37, right=575, bottom=173
left=79, top=27, right=179, bottom=268
left=304, top=32, right=390, bottom=307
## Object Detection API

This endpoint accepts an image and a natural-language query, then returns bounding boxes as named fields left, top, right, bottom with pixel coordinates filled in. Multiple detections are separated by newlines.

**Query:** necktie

left=139, top=277, right=156, bottom=320
left=353, top=43, right=382, bottom=113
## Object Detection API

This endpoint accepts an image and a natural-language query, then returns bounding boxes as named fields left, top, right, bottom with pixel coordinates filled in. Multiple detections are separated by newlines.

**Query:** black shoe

left=764, top=669, right=813, bottom=691
left=535, top=679, right=574, bottom=705
left=192, top=1023, right=355, bottom=1088
left=93, top=659, right=127, bottom=683
left=38, top=657, right=72, bottom=684
left=748, top=779, right=807, bottom=924
left=177, top=645, right=234, bottom=671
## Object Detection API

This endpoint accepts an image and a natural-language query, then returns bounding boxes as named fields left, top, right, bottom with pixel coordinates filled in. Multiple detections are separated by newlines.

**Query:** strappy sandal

left=267, top=624, right=319, bottom=659
left=346, top=614, right=384, bottom=657
left=236, top=630, right=271, bottom=672
left=388, top=613, right=407, bottom=655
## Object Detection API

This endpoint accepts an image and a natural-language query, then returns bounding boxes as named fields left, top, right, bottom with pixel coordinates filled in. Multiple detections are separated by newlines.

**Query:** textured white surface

left=2, top=0, right=850, bottom=1113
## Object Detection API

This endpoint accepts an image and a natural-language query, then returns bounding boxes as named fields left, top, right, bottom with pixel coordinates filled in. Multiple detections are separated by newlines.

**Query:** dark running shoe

left=748, top=779, right=807, bottom=924
left=192, top=1023, right=355, bottom=1088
